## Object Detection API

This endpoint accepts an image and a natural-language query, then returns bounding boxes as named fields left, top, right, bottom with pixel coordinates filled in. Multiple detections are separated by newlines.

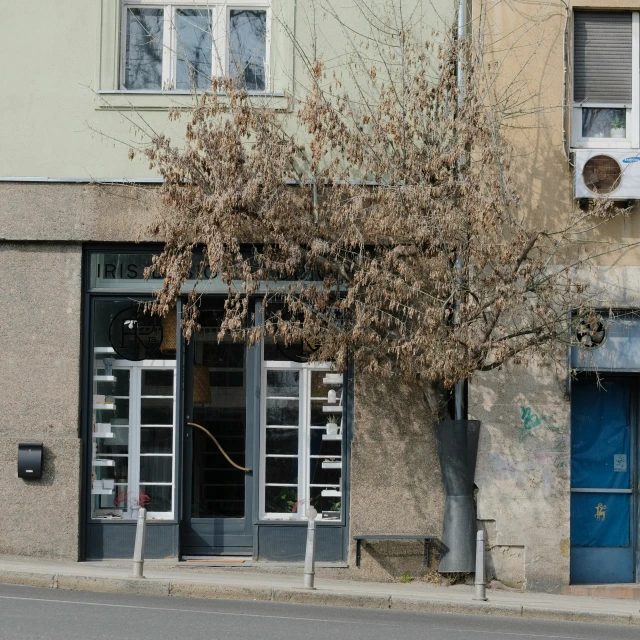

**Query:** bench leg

left=356, top=540, right=361, bottom=567
left=423, top=541, right=429, bottom=568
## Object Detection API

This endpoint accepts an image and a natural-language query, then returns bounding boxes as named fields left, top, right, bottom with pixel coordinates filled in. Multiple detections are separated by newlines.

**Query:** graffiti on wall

left=518, top=405, right=564, bottom=451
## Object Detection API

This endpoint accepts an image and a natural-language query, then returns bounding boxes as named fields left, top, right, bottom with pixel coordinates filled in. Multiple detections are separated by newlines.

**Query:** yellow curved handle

left=187, top=422, right=252, bottom=473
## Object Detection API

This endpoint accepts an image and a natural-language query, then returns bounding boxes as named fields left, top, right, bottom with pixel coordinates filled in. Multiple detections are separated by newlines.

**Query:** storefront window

left=90, top=299, right=177, bottom=520
left=260, top=356, right=344, bottom=521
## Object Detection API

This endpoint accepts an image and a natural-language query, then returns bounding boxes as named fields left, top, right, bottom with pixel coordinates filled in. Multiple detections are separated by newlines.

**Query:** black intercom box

left=18, top=443, right=43, bottom=479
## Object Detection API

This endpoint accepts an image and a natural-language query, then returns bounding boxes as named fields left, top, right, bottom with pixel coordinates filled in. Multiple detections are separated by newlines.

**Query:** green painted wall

left=0, top=0, right=455, bottom=180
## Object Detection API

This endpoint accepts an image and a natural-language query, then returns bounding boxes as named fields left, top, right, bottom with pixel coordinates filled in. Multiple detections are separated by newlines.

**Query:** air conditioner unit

left=574, top=149, right=640, bottom=200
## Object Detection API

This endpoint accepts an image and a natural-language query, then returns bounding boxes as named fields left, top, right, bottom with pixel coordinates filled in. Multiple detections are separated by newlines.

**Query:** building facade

left=470, top=0, right=640, bottom=591
left=2, top=0, right=639, bottom=593
left=0, top=0, right=451, bottom=576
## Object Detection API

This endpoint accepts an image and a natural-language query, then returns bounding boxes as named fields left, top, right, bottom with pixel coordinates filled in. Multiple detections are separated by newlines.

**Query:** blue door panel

left=570, top=378, right=636, bottom=584
left=570, top=547, right=634, bottom=584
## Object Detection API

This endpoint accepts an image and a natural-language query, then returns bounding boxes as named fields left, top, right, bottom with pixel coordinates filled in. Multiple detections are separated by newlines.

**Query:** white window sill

left=572, top=137, right=632, bottom=150
left=95, top=90, right=291, bottom=112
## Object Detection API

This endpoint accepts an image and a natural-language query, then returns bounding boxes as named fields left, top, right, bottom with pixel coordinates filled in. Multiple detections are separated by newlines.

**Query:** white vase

left=326, top=423, right=338, bottom=435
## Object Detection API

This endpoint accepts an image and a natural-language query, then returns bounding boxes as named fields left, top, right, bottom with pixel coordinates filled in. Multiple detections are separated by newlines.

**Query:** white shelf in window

left=92, top=459, right=115, bottom=467
left=321, top=461, right=342, bottom=469
left=92, top=432, right=114, bottom=439
left=94, top=347, right=116, bottom=354
left=94, top=375, right=117, bottom=382
left=94, top=403, right=116, bottom=411
left=91, top=489, right=114, bottom=495
left=322, top=405, right=342, bottom=413
left=321, top=489, right=341, bottom=497
left=322, top=375, right=343, bottom=386
left=322, top=434, right=342, bottom=441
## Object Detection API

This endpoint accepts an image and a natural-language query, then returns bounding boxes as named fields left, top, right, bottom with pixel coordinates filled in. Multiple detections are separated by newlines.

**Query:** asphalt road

left=0, top=583, right=637, bottom=640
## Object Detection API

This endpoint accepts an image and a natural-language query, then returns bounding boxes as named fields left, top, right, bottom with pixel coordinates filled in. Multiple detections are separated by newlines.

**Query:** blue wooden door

left=570, top=379, right=636, bottom=584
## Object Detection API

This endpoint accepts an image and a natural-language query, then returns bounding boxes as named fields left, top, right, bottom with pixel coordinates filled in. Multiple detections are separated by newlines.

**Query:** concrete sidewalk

left=1, top=555, right=639, bottom=627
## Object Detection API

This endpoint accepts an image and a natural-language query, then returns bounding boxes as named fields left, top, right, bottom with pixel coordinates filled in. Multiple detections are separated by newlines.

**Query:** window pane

left=140, top=456, right=173, bottom=483
left=141, top=370, right=173, bottom=396
left=96, top=368, right=130, bottom=397
left=582, top=108, right=626, bottom=138
left=176, top=9, right=213, bottom=90
left=229, top=9, right=266, bottom=91
left=140, top=485, right=172, bottom=512
left=266, top=457, right=298, bottom=484
left=141, top=398, right=173, bottom=424
left=267, top=370, right=299, bottom=397
left=266, top=399, right=299, bottom=425
left=265, top=486, right=297, bottom=513
left=124, top=8, right=164, bottom=90
left=266, top=428, right=298, bottom=454
left=140, top=427, right=172, bottom=454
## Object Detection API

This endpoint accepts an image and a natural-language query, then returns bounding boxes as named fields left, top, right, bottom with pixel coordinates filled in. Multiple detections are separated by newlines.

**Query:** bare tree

left=140, top=1, right=620, bottom=419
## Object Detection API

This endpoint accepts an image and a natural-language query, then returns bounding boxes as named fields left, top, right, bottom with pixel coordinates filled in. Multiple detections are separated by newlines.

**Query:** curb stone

left=273, top=589, right=391, bottom=608
left=170, top=581, right=273, bottom=601
left=55, top=575, right=170, bottom=597
left=0, top=570, right=638, bottom=626
left=391, top=596, right=523, bottom=618
left=0, top=571, right=55, bottom=589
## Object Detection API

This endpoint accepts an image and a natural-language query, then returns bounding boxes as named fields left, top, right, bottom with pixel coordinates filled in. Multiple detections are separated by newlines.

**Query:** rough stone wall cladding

left=471, top=361, right=571, bottom=593
left=0, top=183, right=158, bottom=243
left=350, top=374, right=444, bottom=580
left=0, top=244, right=82, bottom=559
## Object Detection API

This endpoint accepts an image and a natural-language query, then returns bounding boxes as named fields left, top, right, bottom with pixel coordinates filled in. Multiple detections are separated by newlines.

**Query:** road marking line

left=0, top=594, right=593, bottom=638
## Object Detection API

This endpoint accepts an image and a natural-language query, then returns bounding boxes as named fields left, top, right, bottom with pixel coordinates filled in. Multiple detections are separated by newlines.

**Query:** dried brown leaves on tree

left=142, top=18, right=619, bottom=417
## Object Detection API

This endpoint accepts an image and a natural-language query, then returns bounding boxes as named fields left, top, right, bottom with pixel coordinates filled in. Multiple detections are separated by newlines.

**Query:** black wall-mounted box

left=18, top=443, right=43, bottom=479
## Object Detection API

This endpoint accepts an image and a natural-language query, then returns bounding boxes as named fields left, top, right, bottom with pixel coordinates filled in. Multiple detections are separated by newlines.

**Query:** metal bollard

left=473, top=529, right=487, bottom=601
left=302, top=507, right=318, bottom=589
left=132, top=507, right=147, bottom=578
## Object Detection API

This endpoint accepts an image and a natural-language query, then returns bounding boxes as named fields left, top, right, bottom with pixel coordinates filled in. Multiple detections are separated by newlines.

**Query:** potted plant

left=610, top=115, right=626, bottom=138
left=326, top=415, right=339, bottom=435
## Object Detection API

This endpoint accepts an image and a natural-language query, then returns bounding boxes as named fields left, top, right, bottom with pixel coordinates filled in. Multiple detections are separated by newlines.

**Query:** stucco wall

left=349, top=374, right=445, bottom=580
left=471, top=360, right=571, bottom=593
left=0, top=183, right=159, bottom=243
left=0, top=244, right=82, bottom=559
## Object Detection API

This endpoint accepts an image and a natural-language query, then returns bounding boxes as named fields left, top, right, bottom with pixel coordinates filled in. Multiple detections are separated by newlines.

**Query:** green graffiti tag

left=519, top=406, right=546, bottom=443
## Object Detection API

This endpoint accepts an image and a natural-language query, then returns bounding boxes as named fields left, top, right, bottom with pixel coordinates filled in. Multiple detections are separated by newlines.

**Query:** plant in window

left=610, top=115, right=626, bottom=138
left=325, top=415, right=338, bottom=436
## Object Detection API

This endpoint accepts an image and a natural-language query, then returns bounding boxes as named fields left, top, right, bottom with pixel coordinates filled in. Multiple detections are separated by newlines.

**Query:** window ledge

left=96, top=90, right=291, bottom=112
left=573, top=138, right=633, bottom=150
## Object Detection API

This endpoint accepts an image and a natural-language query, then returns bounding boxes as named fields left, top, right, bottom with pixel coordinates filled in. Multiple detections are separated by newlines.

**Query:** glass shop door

left=181, top=300, right=254, bottom=556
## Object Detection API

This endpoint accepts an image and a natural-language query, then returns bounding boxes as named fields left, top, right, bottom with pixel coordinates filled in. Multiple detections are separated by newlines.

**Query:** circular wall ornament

left=109, top=307, right=163, bottom=361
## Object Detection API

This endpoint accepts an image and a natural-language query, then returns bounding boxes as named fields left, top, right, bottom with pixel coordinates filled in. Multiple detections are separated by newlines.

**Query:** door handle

left=188, top=422, right=252, bottom=473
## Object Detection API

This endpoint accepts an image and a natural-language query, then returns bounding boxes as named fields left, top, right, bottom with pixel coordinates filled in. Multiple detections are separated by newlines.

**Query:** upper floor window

left=121, top=1, right=269, bottom=92
left=572, top=11, right=637, bottom=149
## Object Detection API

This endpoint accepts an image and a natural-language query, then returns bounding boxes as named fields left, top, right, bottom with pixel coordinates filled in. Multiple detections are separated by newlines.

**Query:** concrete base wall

left=471, top=360, right=571, bottom=593
left=349, top=374, right=444, bottom=581
left=0, top=243, right=82, bottom=559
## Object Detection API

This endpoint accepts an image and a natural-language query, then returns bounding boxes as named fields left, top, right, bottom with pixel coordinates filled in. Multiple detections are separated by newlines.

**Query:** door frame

left=570, top=374, right=640, bottom=584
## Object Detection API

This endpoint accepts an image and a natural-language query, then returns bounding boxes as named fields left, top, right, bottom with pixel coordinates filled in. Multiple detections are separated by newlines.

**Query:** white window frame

left=259, top=360, right=344, bottom=522
left=120, top=0, right=271, bottom=92
left=92, top=359, right=177, bottom=521
left=572, top=12, right=640, bottom=149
